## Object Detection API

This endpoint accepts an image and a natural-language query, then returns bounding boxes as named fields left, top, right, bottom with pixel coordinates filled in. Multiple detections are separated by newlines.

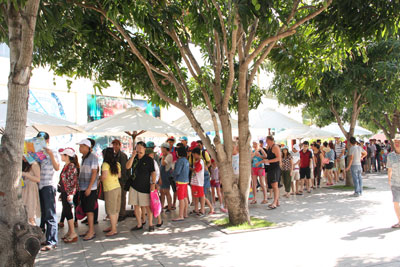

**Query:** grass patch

left=324, top=185, right=375, bottom=190
left=213, top=217, right=275, bottom=231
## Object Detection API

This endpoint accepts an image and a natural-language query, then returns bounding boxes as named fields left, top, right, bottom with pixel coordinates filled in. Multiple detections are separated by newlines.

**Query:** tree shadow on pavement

left=341, top=227, right=398, bottom=241
left=335, top=255, right=400, bottom=267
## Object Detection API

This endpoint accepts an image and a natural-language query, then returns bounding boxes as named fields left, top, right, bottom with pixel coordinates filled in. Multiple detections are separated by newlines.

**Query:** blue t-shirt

left=252, top=150, right=264, bottom=168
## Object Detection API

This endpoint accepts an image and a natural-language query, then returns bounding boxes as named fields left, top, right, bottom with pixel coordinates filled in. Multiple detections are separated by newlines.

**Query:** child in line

left=146, top=148, right=163, bottom=227
left=190, top=147, right=206, bottom=216
left=210, top=159, right=225, bottom=212
left=172, top=146, right=190, bottom=221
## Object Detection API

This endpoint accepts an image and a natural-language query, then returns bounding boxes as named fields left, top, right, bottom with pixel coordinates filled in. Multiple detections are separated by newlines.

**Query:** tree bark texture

left=0, top=1, right=43, bottom=266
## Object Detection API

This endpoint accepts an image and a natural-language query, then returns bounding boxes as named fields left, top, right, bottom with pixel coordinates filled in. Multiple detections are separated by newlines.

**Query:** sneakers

left=351, top=193, right=360, bottom=197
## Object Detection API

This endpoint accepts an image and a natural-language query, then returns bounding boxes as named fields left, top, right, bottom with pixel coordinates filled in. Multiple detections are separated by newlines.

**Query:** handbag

left=97, top=181, right=104, bottom=201
left=323, top=158, right=330, bottom=165
left=150, top=189, right=161, bottom=218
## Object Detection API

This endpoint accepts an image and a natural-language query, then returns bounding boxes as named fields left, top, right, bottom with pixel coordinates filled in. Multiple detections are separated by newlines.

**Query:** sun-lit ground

left=36, top=172, right=400, bottom=267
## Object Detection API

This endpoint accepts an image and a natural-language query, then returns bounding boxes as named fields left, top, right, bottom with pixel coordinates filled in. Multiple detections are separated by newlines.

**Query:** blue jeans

left=351, top=165, right=363, bottom=195
left=39, top=186, right=58, bottom=246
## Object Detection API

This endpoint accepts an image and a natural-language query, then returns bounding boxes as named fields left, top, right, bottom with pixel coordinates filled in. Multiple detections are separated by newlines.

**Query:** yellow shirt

left=101, top=162, right=121, bottom=192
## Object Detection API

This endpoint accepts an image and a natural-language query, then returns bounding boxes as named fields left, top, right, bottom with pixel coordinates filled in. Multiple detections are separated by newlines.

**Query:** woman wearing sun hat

left=387, top=134, right=400, bottom=228
left=59, top=147, right=80, bottom=243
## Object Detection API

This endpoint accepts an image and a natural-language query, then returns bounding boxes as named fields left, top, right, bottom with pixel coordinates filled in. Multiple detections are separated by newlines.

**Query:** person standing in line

left=345, top=137, right=367, bottom=197
left=291, top=144, right=301, bottom=195
left=21, top=156, right=41, bottom=226
left=280, top=146, right=293, bottom=198
left=312, top=144, right=324, bottom=188
left=160, top=143, right=174, bottom=212
left=298, top=141, right=313, bottom=194
left=145, top=148, right=163, bottom=228
left=58, top=148, right=79, bottom=243
left=251, top=141, right=268, bottom=204
left=387, top=134, right=400, bottom=228
left=257, top=136, right=281, bottom=209
left=111, top=139, right=128, bottom=222
left=370, top=139, right=377, bottom=172
left=190, top=147, right=206, bottom=216
left=172, top=146, right=190, bottom=221
left=128, top=141, right=157, bottom=232
left=366, top=142, right=372, bottom=173
left=37, top=132, right=60, bottom=251
left=323, top=142, right=335, bottom=186
left=77, top=139, right=99, bottom=241
left=101, top=147, right=121, bottom=236
left=334, top=137, right=346, bottom=182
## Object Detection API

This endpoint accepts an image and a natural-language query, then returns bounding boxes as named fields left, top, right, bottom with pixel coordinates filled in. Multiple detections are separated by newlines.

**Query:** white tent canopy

left=171, top=109, right=238, bottom=136
left=250, top=107, right=307, bottom=130
left=83, top=107, right=187, bottom=137
left=275, top=127, right=336, bottom=141
left=0, top=100, right=83, bottom=137
left=316, top=123, right=372, bottom=138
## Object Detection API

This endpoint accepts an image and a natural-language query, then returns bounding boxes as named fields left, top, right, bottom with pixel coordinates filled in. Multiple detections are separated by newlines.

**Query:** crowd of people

left=20, top=130, right=400, bottom=252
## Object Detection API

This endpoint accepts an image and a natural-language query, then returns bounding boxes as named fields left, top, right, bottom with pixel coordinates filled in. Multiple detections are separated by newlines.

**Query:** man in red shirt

left=299, top=141, right=313, bottom=194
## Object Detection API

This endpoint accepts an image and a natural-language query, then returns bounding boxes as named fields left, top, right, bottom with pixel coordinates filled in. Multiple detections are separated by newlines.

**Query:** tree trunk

left=218, top=161, right=250, bottom=224
left=0, top=1, right=43, bottom=266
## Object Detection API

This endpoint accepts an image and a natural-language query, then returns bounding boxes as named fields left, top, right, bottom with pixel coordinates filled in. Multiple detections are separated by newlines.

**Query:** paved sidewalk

left=36, top=172, right=400, bottom=267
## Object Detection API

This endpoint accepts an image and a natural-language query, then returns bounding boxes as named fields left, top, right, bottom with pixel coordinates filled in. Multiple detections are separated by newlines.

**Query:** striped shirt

left=335, top=142, right=346, bottom=159
left=79, top=152, right=99, bottom=191
left=39, top=149, right=60, bottom=189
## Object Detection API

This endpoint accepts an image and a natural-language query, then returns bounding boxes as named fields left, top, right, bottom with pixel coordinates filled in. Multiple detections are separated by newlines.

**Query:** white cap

left=77, top=139, right=91, bottom=148
left=293, top=144, right=300, bottom=151
left=59, top=148, right=76, bottom=157
left=393, top=134, right=400, bottom=141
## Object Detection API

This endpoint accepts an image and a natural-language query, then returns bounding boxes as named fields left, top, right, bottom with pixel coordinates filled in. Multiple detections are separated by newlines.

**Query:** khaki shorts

left=104, top=187, right=121, bottom=215
left=337, top=158, right=346, bottom=172
left=292, top=169, right=300, bottom=181
left=128, top=187, right=150, bottom=207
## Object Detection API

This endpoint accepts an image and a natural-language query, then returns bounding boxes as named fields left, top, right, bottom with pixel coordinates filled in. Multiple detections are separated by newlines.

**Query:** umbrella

left=275, top=127, right=336, bottom=141
left=249, top=107, right=307, bottom=130
left=371, top=133, right=387, bottom=141
left=171, top=109, right=238, bottom=135
left=83, top=107, right=188, bottom=137
left=0, top=100, right=83, bottom=137
left=318, top=123, right=372, bottom=138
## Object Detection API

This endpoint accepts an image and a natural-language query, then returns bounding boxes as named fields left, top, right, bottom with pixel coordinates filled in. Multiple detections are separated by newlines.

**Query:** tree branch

left=246, top=0, right=332, bottom=66
left=330, top=100, right=348, bottom=139
left=222, top=12, right=239, bottom=111
left=210, top=0, right=228, bottom=58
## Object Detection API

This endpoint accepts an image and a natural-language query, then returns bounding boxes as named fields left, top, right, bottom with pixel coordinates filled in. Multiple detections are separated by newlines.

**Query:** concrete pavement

left=36, top=172, right=400, bottom=267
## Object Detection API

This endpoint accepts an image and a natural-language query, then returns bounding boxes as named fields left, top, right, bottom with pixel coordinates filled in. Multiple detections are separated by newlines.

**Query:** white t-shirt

left=164, top=153, right=173, bottom=171
left=232, top=154, right=239, bottom=175
left=349, top=145, right=363, bottom=166
left=191, top=159, right=204, bottom=186
left=291, top=151, right=300, bottom=170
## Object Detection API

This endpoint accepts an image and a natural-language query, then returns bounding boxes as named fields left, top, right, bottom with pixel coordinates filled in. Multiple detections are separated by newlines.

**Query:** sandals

left=82, top=234, right=96, bottom=241
left=391, top=223, right=400, bottom=229
left=208, top=211, right=216, bottom=215
left=41, top=245, right=56, bottom=251
left=105, top=231, right=118, bottom=237
left=250, top=200, right=257, bottom=204
left=156, top=221, right=164, bottom=227
left=130, top=225, right=143, bottom=231
left=268, top=204, right=277, bottom=209
left=261, top=200, right=268, bottom=204
left=63, top=235, right=78, bottom=243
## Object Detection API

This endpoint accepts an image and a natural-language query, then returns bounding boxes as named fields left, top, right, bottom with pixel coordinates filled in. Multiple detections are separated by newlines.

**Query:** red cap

left=189, top=141, right=198, bottom=151
left=167, top=136, right=176, bottom=141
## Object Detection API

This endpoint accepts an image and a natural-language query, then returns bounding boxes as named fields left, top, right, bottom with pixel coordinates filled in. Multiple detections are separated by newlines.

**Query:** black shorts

left=267, top=167, right=281, bottom=189
left=80, top=190, right=97, bottom=213
left=325, top=162, right=334, bottom=170
left=300, top=167, right=311, bottom=179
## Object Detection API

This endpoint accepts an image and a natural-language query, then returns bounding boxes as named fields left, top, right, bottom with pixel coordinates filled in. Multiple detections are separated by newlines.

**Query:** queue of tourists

left=20, top=131, right=400, bottom=252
